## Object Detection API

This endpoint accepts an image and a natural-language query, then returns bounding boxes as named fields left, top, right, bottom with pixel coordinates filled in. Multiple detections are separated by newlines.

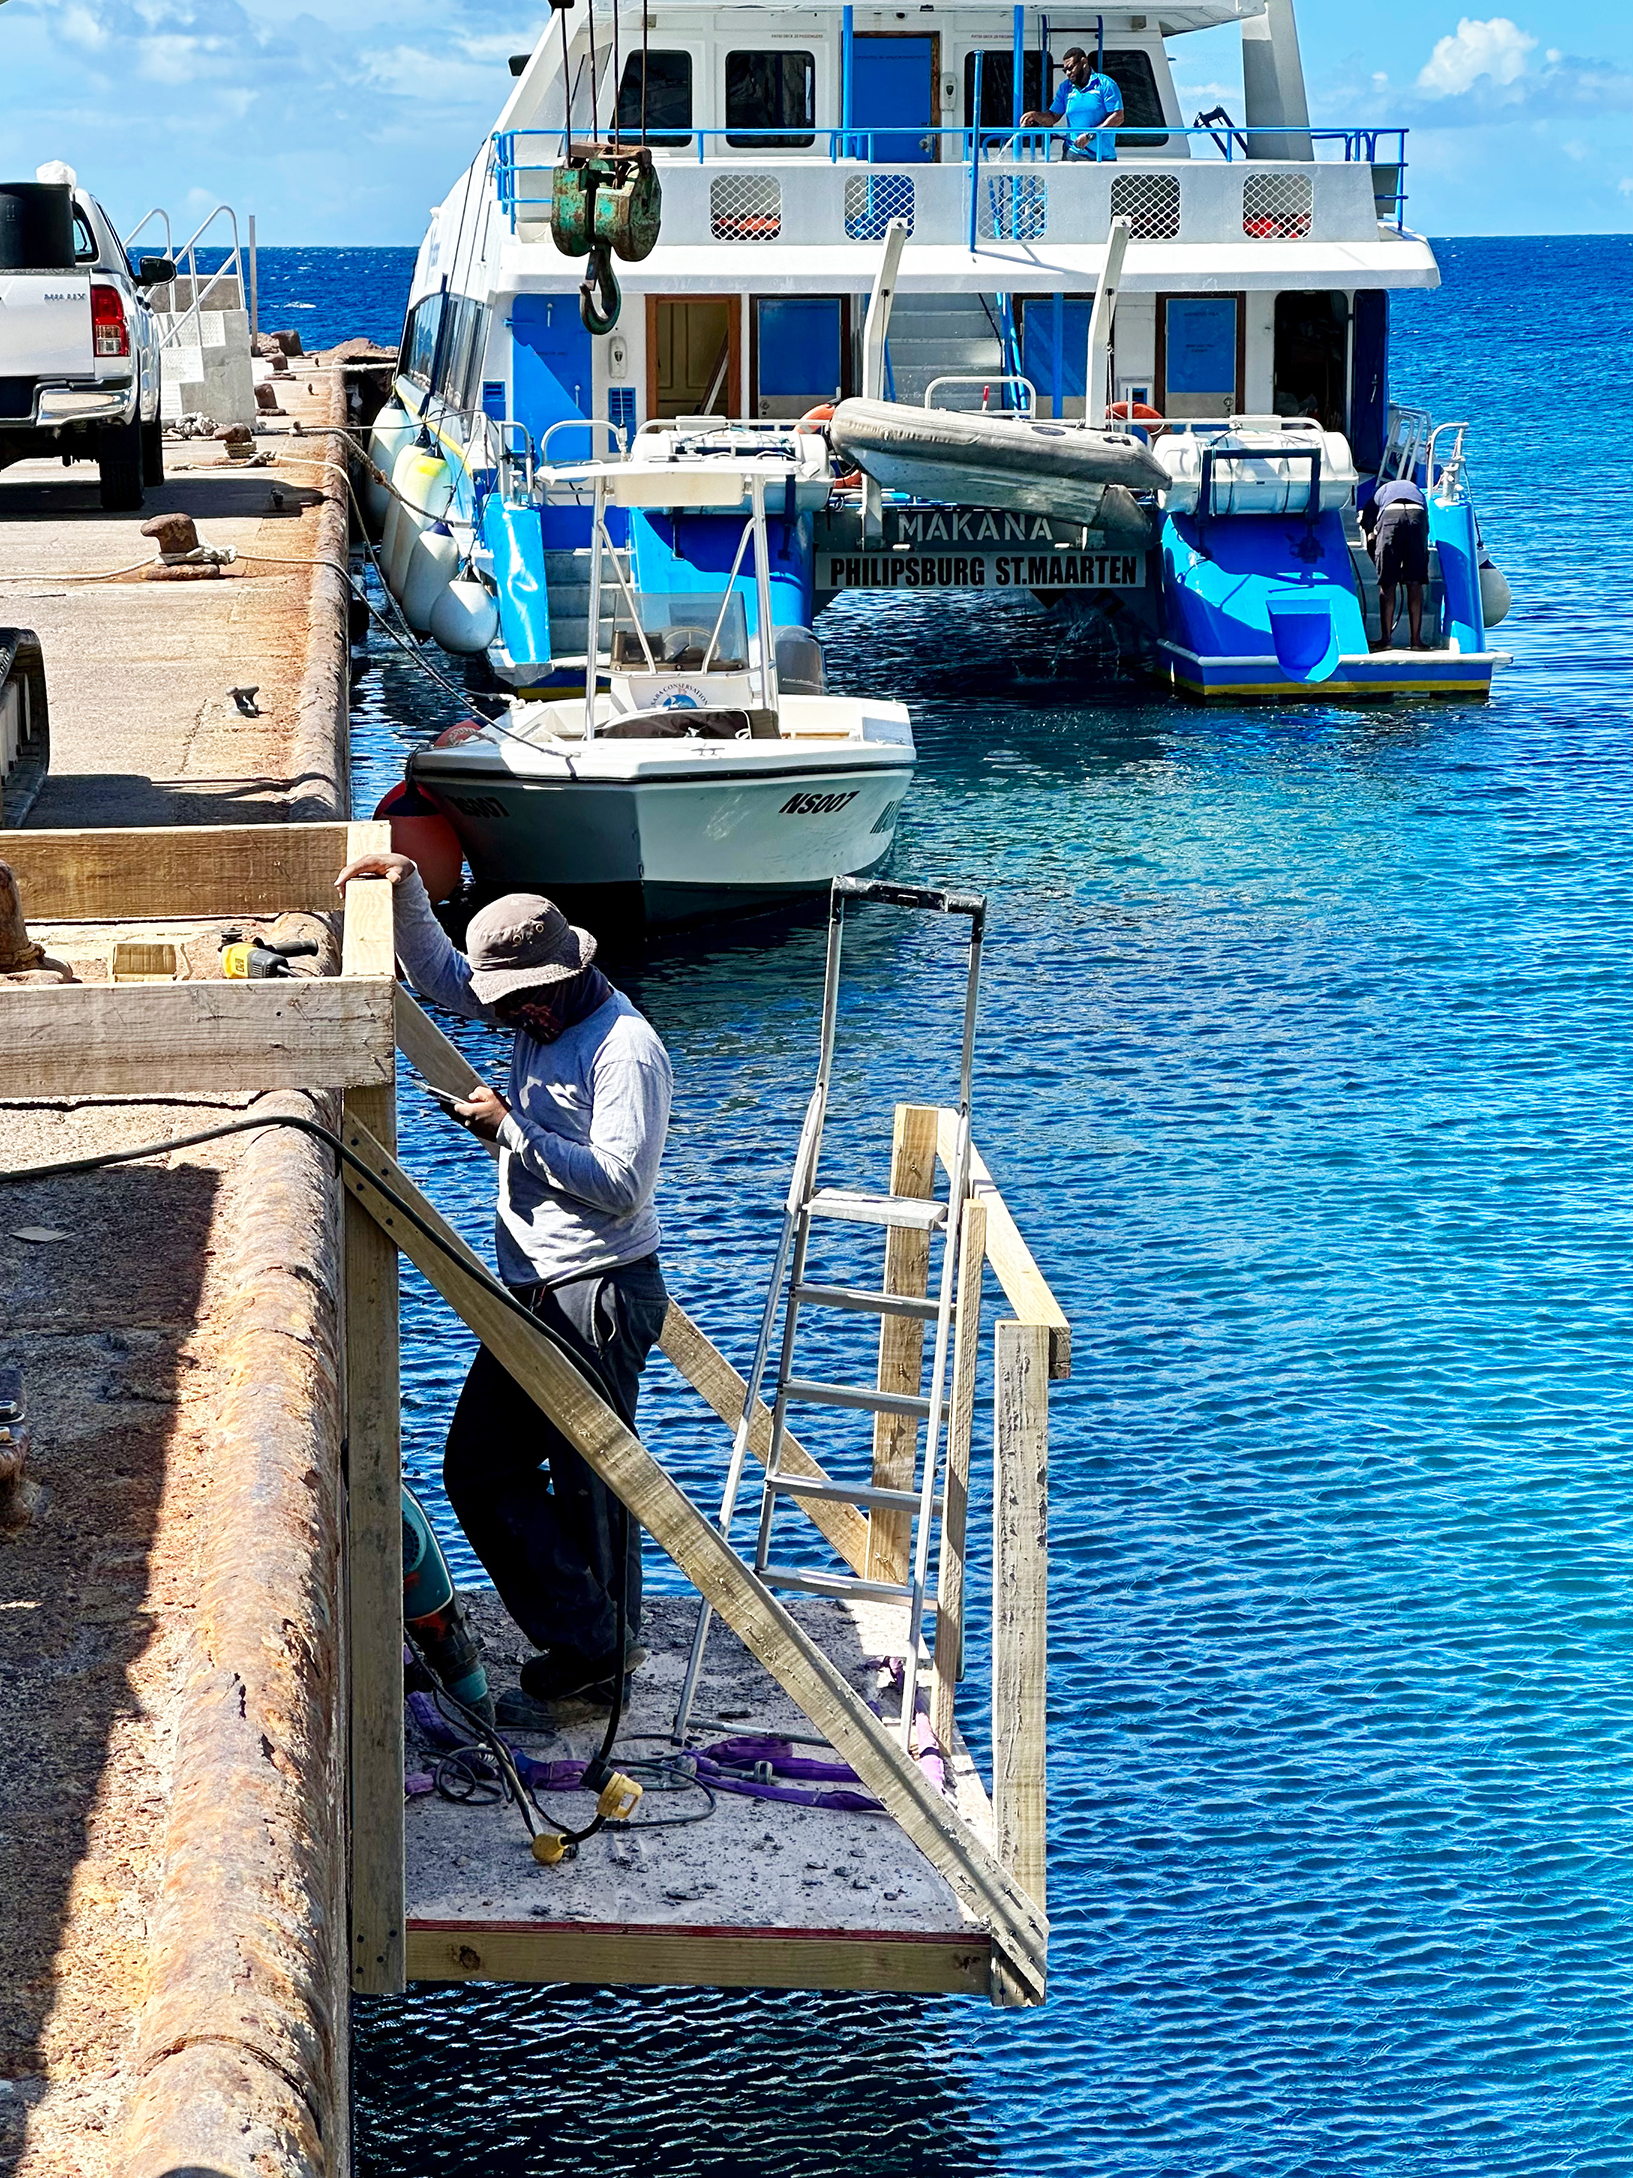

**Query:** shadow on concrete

left=0, top=1150, right=218, bottom=2155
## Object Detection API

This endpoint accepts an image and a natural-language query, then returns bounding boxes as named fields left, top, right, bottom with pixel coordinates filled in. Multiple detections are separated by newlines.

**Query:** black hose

left=1, top=1108, right=643, bottom=1850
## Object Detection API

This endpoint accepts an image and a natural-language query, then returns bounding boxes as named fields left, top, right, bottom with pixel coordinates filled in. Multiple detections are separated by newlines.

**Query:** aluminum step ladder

left=673, top=875, right=985, bottom=1746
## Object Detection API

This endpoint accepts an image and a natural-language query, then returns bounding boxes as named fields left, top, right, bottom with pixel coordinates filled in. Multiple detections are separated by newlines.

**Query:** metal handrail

left=496, top=122, right=1408, bottom=166
left=122, top=207, right=173, bottom=268
left=1427, top=420, right=1470, bottom=502
left=540, top=416, right=626, bottom=463
left=924, top=373, right=1038, bottom=415
left=154, top=204, right=245, bottom=354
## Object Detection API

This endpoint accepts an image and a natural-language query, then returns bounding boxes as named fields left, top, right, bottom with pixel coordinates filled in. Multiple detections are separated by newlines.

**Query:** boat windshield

left=609, top=590, right=749, bottom=675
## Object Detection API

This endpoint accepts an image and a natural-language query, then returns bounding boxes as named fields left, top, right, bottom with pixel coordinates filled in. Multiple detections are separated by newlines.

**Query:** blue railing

left=493, top=124, right=1410, bottom=231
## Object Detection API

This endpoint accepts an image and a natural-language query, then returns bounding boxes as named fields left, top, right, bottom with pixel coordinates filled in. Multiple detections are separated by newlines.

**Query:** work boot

left=517, top=1639, right=647, bottom=1708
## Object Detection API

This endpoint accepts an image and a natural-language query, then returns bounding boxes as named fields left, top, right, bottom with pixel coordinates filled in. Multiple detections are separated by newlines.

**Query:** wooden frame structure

left=0, top=827, right=1062, bottom=2009
left=381, top=1000, right=1063, bottom=2008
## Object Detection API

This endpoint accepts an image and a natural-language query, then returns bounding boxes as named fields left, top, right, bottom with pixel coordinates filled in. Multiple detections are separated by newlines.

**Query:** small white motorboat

left=410, top=457, right=915, bottom=929
left=828, top=396, right=1167, bottom=530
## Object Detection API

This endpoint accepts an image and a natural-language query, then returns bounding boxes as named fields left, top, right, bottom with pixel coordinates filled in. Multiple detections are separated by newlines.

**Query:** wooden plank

left=867, top=1102, right=939, bottom=1584
left=345, top=1074, right=404, bottom=1995
left=992, top=1319, right=1049, bottom=1926
left=936, top=1109, right=1070, bottom=1380
left=406, top=1921, right=991, bottom=1996
left=930, top=1198, right=986, bottom=1753
left=394, top=985, right=499, bottom=1161
left=657, top=1300, right=871, bottom=1579
left=0, top=978, right=394, bottom=1097
left=338, top=1116, right=1047, bottom=2001
left=0, top=820, right=366, bottom=921
left=340, top=837, right=396, bottom=980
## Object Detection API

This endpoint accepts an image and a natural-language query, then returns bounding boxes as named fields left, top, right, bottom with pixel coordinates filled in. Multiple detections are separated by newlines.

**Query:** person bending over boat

left=336, top=850, right=672, bottom=1720
left=1362, top=479, right=1431, bottom=652
left=1021, top=48, right=1124, bottom=162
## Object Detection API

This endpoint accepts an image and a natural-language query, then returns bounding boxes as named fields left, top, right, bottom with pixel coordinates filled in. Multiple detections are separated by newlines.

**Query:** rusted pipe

left=120, top=1090, right=349, bottom=2178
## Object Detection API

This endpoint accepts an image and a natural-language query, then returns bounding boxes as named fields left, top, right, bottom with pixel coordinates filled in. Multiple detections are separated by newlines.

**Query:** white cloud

left=1416, top=17, right=1536, bottom=98
left=1619, top=177, right=1633, bottom=197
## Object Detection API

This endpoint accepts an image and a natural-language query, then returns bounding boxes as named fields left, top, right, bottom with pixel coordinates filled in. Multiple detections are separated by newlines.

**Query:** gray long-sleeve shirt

left=392, top=872, right=671, bottom=1287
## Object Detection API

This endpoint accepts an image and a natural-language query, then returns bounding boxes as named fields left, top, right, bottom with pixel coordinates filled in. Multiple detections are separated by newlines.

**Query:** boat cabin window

left=1098, top=52, right=1170, bottom=146
left=726, top=51, right=816, bottom=148
left=403, top=294, right=440, bottom=388
left=963, top=51, right=1045, bottom=128
left=611, top=591, right=749, bottom=675
left=617, top=51, right=693, bottom=146
left=403, top=291, right=489, bottom=410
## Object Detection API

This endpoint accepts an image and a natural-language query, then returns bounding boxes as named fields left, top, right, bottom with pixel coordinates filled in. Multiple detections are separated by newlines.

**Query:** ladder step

left=782, top=1376, right=932, bottom=1419
left=795, top=1282, right=945, bottom=1321
left=772, top=1474, right=943, bottom=1515
left=807, top=1189, right=948, bottom=1232
left=758, top=1563, right=915, bottom=1605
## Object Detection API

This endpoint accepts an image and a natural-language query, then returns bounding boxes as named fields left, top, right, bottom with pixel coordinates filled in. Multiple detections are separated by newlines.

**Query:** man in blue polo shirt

left=1021, top=47, right=1124, bottom=161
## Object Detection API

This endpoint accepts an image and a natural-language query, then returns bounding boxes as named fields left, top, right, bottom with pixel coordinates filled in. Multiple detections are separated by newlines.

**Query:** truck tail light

left=90, top=283, right=130, bottom=359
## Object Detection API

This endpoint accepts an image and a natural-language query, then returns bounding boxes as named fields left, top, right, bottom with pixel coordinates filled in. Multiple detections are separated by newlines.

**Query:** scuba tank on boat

left=403, top=1482, right=493, bottom=1723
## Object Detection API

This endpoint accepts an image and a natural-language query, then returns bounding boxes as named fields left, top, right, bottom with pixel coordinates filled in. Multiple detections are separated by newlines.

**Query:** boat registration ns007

left=824, top=550, right=1146, bottom=593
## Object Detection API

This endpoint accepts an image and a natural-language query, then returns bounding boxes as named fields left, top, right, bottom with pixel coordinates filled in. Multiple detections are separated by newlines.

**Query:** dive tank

left=362, top=400, right=417, bottom=537
left=402, top=1483, right=493, bottom=1723
left=429, top=576, right=501, bottom=657
left=401, top=518, right=462, bottom=637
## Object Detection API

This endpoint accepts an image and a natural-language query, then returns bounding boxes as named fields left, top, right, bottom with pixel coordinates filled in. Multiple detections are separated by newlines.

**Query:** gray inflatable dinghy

left=829, top=397, right=1169, bottom=525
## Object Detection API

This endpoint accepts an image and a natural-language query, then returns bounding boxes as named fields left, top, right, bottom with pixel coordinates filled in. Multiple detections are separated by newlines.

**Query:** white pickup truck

left=0, top=169, right=174, bottom=511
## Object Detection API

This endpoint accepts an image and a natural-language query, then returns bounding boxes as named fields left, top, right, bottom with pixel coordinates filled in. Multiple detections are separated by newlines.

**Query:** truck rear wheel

left=97, top=420, right=144, bottom=512
left=141, top=417, right=164, bottom=487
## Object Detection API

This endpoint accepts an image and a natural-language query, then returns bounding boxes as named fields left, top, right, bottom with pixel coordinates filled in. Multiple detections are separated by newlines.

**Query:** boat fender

left=401, top=518, right=461, bottom=638
left=429, top=575, right=501, bottom=656
left=385, top=450, right=453, bottom=598
left=801, top=404, right=860, bottom=490
left=379, top=439, right=423, bottom=595
left=1478, top=556, right=1511, bottom=629
left=361, top=400, right=416, bottom=536
left=373, top=776, right=465, bottom=904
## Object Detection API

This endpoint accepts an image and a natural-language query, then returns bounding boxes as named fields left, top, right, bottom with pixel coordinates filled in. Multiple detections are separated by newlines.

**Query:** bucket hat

left=465, top=893, right=597, bottom=1004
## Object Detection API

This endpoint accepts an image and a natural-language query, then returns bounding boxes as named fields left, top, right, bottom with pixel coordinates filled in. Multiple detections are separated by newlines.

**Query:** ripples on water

left=349, top=237, right=1633, bottom=2174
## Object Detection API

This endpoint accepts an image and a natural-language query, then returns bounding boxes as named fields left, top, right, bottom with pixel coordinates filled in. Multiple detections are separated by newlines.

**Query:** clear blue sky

left=0, top=2, right=1628, bottom=247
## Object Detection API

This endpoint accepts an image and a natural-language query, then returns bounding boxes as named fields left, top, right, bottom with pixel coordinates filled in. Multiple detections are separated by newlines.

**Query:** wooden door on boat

left=647, top=296, right=741, bottom=421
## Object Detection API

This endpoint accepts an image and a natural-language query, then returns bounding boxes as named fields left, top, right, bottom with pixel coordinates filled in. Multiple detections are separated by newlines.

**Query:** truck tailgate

left=0, top=276, right=93, bottom=378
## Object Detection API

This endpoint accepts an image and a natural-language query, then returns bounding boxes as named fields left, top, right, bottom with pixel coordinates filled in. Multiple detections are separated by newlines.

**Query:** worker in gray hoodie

left=337, top=851, right=671, bottom=1721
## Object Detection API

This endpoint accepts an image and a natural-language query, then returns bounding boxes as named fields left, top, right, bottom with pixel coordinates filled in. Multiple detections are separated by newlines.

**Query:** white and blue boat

left=367, top=0, right=1511, bottom=719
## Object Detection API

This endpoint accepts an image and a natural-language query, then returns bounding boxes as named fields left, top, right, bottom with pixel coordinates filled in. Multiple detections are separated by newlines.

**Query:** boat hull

left=411, top=750, right=916, bottom=927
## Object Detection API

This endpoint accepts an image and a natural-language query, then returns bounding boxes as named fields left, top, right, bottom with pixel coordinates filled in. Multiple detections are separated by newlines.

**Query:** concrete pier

left=0, top=373, right=357, bottom=2177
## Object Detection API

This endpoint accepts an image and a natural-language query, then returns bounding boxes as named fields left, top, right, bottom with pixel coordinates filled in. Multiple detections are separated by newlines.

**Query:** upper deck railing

left=494, top=125, right=1409, bottom=254
left=492, top=124, right=1410, bottom=241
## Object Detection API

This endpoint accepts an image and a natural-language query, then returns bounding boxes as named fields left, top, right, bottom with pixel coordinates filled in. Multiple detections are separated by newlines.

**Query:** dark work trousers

left=442, top=1253, right=668, bottom=1660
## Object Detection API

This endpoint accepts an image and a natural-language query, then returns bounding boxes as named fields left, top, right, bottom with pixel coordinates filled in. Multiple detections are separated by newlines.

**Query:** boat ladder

left=673, top=875, right=985, bottom=1746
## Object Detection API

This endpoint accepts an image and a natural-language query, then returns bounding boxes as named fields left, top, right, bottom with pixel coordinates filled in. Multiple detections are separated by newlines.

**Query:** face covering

left=501, top=965, right=611, bottom=1043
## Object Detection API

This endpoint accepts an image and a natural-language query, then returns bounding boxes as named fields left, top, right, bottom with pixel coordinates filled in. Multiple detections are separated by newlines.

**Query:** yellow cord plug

left=531, top=1830, right=572, bottom=1865
left=595, top=1773, right=643, bottom=1822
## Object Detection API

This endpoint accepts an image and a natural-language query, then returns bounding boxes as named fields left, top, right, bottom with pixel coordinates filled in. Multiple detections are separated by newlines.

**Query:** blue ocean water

left=344, top=236, right=1633, bottom=2175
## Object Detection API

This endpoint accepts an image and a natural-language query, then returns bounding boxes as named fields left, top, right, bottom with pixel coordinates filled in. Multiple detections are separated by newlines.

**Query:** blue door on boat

left=509, top=294, right=592, bottom=457
left=849, top=36, right=936, bottom=164
left=755, top=298, right=845, bottom=418
left=1022, top=296, right=1094, bottom=418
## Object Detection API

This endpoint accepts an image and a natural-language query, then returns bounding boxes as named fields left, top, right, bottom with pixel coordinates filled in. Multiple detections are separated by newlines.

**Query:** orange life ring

left=1110, top=400, right=1163, bottom=421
